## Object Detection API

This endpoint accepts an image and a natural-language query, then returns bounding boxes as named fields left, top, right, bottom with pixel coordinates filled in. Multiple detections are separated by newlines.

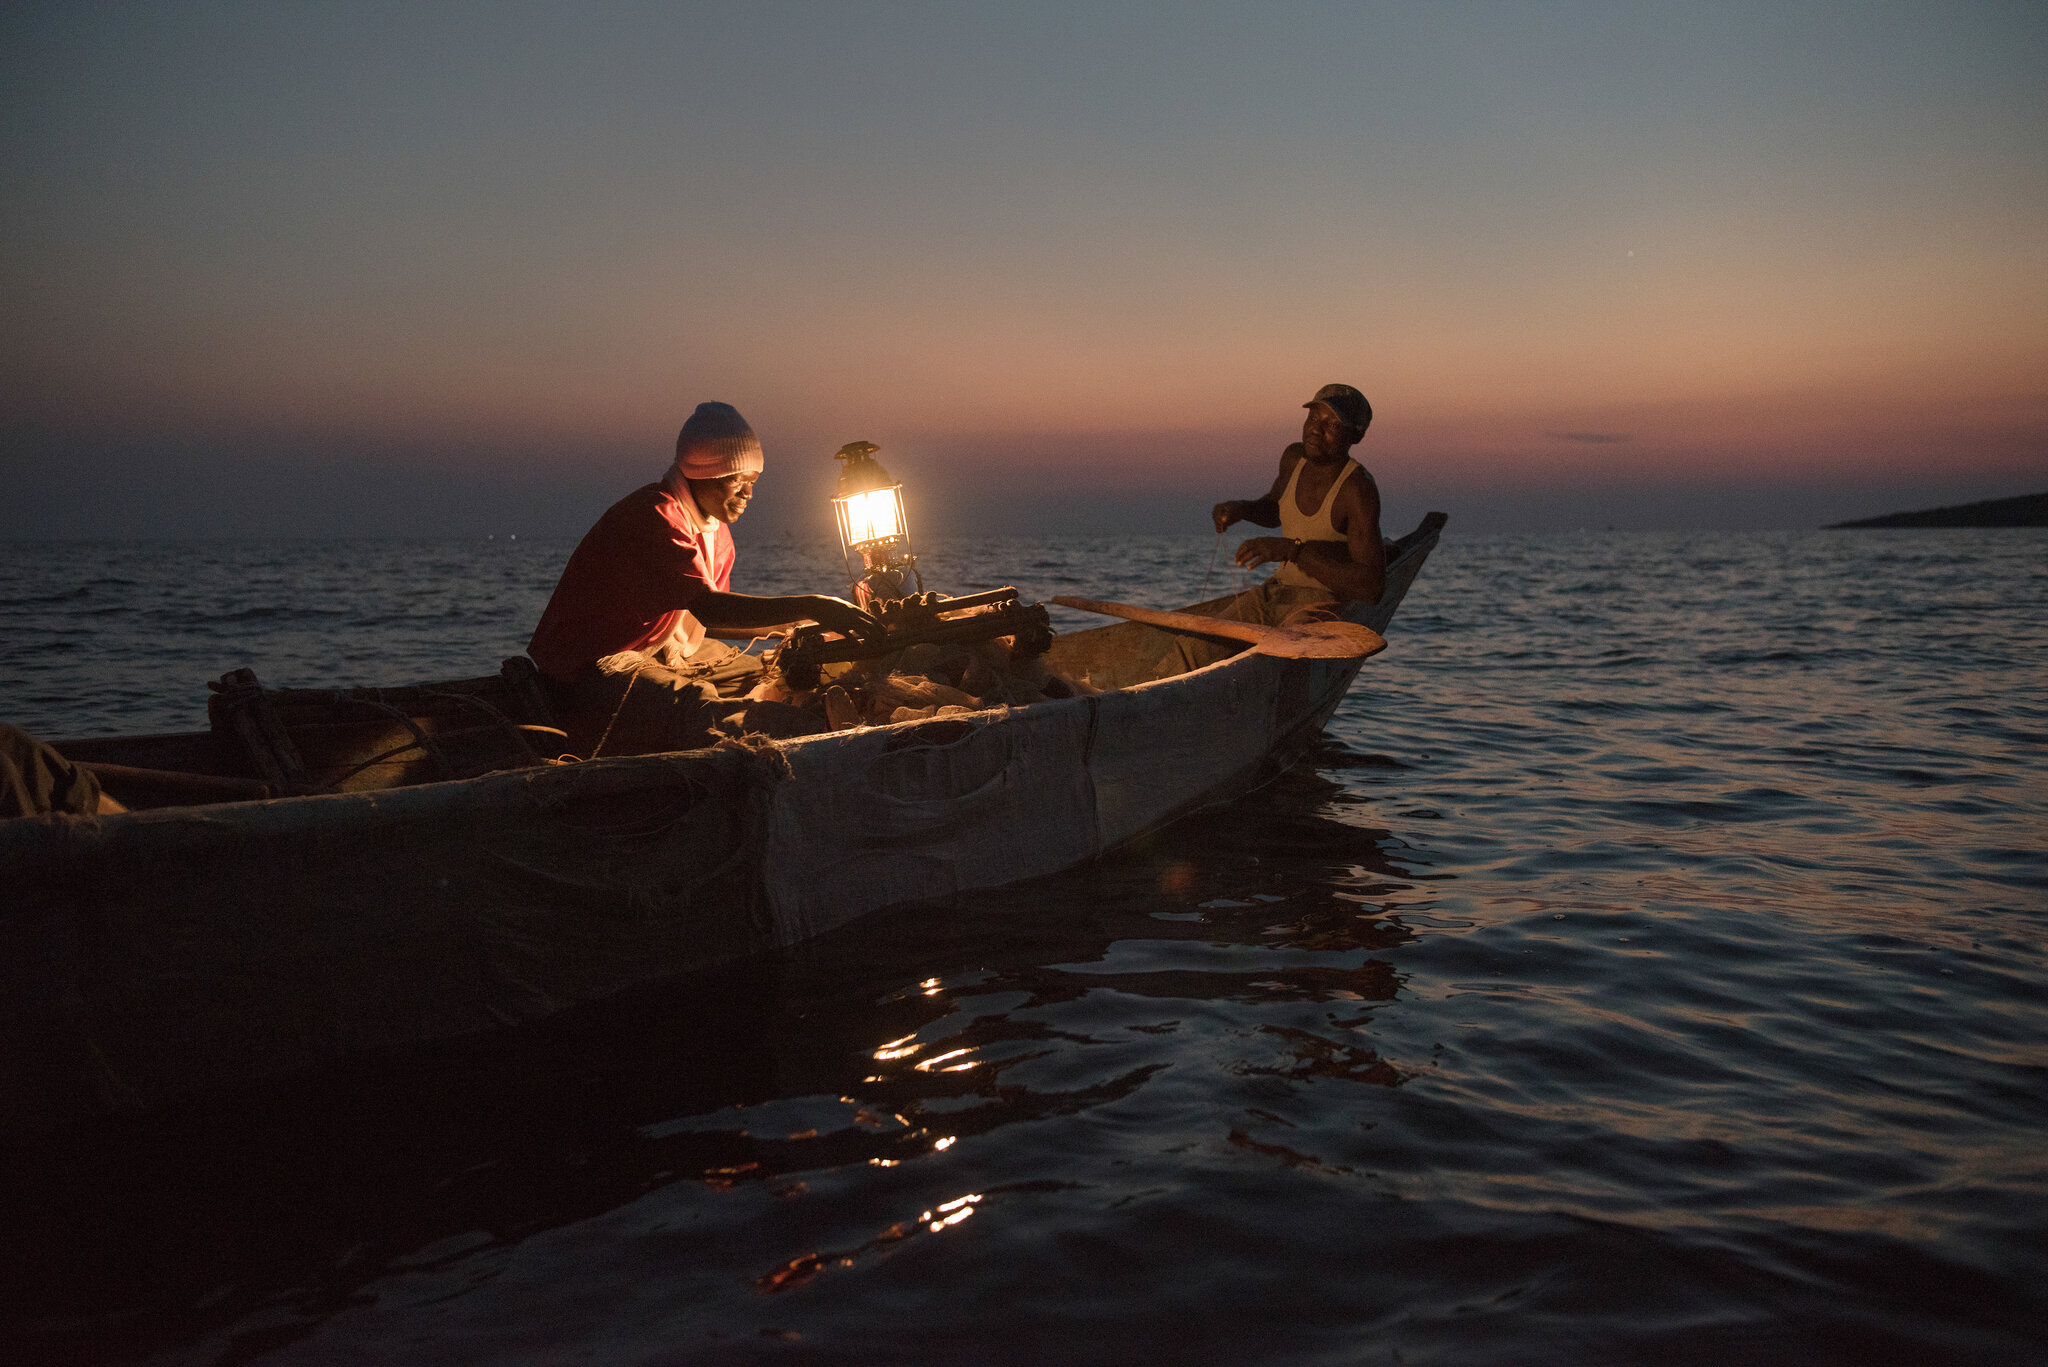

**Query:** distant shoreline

left=1828, top=492, right=2047, bottom=529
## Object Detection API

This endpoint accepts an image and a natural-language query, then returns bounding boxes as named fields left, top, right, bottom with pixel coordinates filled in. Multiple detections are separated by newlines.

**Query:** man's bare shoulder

left=1252, top=443, right=1309, bottom=504
left=1331, top=462, right=1381, bottom=528
left=1270, top=441, right=1307, bottom=484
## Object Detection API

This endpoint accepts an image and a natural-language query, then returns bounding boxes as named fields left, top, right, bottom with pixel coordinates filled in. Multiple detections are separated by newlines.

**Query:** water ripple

left=1, top=528, right=2044, bottom=1364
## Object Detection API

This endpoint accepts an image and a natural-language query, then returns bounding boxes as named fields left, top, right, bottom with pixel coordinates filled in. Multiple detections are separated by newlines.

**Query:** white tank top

left=1273, top=457, right=1361, bottom=588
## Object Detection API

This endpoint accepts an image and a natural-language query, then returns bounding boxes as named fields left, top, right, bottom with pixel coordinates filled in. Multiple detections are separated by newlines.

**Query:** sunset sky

left=3, top=2, right=2044, bottom=537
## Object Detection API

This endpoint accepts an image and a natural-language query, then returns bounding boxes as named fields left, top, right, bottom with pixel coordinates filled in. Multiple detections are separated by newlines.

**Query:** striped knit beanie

left=674, top=402, right=765, bottom=479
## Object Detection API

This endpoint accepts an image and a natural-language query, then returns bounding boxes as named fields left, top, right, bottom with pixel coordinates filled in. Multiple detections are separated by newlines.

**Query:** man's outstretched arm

left=690, top=590, right=882, bottom=643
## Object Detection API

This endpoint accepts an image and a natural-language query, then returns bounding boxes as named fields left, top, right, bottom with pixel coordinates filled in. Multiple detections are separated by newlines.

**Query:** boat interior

left=41, top=513, right=1445, bottom=814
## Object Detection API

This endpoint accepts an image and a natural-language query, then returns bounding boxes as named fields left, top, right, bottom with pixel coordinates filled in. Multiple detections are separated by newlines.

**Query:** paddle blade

left=1264, top=620, right=1385, bottom=659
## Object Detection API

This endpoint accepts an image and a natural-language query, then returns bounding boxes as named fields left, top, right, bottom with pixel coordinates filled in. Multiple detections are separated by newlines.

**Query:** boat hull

left=0, top=517, right=1442, bottom=1136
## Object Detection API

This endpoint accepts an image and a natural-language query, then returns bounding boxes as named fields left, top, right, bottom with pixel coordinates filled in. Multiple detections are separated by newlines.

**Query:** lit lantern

left=831, top=440, right=922, bottom=609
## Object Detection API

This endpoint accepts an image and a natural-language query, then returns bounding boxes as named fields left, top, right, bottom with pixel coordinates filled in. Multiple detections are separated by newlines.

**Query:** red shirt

left=527, top=483, right=735, bottom=683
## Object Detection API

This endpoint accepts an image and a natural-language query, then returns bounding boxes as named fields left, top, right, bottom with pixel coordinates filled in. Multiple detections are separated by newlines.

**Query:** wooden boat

left=0, top=514, right=1445, bottom=1136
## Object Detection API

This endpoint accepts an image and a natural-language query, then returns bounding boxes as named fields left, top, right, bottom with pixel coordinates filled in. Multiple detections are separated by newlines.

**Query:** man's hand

left=803, top=595, right=885, bottom=644
left=1212, top=500, right=1243, bottom=534
left=1234, top=537, right=1299, bottom=569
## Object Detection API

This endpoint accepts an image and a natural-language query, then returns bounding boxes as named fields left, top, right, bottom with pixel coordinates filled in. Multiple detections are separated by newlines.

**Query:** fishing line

left=589, top=659, right=652, bottom=760
left=1199, top=530, right=1224, bottom=598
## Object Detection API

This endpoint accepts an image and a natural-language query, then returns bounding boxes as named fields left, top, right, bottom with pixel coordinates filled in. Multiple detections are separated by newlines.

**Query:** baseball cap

left=1304, top=383, right=1371, bottom=434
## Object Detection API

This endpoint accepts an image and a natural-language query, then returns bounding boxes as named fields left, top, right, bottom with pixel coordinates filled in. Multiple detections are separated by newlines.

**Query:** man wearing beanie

left=527, top=401, right=880, bottom=755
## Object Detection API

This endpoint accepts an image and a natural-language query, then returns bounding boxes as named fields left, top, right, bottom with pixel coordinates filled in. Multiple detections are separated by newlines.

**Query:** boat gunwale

left=13, top=513, right=1446, bottom=830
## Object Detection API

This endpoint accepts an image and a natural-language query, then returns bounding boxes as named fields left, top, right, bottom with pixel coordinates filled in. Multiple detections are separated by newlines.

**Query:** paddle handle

left=1051, top=595, right=1386, bottom=660
left=1051, top=596, right=1269, bottom=644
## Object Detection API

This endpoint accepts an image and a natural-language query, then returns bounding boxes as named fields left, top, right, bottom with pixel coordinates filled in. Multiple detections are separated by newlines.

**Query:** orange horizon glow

left=3, top=5, right=2043, bottom=534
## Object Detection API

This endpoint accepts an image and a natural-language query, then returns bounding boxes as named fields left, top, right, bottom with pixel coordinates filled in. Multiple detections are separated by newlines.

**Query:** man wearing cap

left=1119, top=384, right=1385, bottom=683
left=1212, top=382, right=1386, bottom=616
left=527, top=401, right=880, bottom=755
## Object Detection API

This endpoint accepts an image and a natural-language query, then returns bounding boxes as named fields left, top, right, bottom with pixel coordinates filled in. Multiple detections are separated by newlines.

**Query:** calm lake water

left=2, top=528, right=2044, bottom=1365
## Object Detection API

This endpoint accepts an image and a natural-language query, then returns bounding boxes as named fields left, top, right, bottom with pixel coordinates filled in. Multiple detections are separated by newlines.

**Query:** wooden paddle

left=1051, top=596, right=1386, bottom=660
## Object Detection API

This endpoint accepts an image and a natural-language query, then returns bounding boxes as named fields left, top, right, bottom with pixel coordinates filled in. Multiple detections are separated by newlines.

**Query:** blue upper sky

left=3, top=1, right=2043, bottom=535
